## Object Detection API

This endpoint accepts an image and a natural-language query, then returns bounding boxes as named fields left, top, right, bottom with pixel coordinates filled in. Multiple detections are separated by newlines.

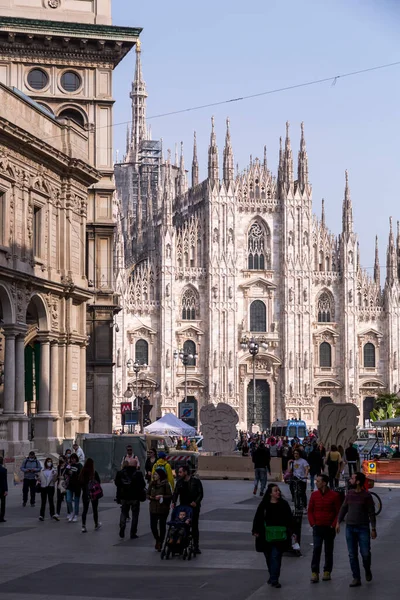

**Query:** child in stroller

left=161, top=505, right=196, bottom=560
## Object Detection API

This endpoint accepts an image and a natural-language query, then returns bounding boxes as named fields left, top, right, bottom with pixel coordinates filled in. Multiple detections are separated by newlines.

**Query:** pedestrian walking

left=65, top=453, right=82, bottom=522
left=308, top=442, right=324, bottom=491
left=345, top=442, right=359, bottom=477
left=79, top=458, right=102, bottom=533
left=151, top=452, right=175, bottom=490
left=172, top=465, right=203, bottom=554
left=37, top=458, right=59, bottom=521
left=288, top=449, right=309, bottom=509
left=336, top=471, right=376, bottom=587
left=148, top=468, right=172, bottom=551
left=55, top=456, right=67, bottom=518
left=121, top=444, right=141, bottom=469
left=145, top=448, right=157, bottom=483
left=308, top=474, right=342, bottom=583
left=115, top=458, right=146, bottom=539
left=252, top=483, right=294, bottom=589
left=325, top=445, right=342, bottom=490
left=0, top=456, right=8, bottom=522
left=252, top=442, right=271, bottom=496
left=72, top=443, right=85, bottom=464
left=21, top=451, right=42, bottom=507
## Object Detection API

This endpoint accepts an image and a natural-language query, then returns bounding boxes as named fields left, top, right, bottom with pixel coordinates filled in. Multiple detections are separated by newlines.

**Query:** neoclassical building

left=0, top=0, right=140, bottom=454
left=114, top=50, right=400, bottom=431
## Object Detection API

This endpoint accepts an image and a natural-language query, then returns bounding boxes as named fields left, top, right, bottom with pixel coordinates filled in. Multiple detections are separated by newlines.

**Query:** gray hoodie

left=21, top=457, right=42, bottom=480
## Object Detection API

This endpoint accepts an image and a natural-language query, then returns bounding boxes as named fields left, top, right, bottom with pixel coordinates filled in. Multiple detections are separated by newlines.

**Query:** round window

left=60, top=71, right=81, bottom=93
left=27, top=68, right=49, bottom=91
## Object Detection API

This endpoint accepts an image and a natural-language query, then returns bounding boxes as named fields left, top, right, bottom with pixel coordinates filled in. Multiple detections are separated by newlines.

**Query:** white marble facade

left=113, top=53, right=400, bottom=432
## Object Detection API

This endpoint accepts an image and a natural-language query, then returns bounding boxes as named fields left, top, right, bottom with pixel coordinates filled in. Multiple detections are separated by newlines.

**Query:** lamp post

left=126, top=358, right=147, bottom=431
left=241, top=338, right=267, bottom=426
left=174, top=347, right=198, bottom=403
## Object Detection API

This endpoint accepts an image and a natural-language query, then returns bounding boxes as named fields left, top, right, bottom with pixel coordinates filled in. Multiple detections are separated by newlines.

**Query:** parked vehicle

left=270, top=419, right=308, bottom=442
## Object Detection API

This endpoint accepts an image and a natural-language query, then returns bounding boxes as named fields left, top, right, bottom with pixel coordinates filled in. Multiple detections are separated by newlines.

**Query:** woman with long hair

left=252, top=483, right=294, bottom=588
left=79, top=458, right=102, bottom=533
left=147, top=468, right=172, bottom=551
left=37, top=457, right=59, bottom=522
left=145, top=448, right=157, bottom=483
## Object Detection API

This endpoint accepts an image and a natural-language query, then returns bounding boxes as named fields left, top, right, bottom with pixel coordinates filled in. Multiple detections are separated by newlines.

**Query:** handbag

left=264, top=525, right=287, bottom=542
left=88, top=479, right=103, bottom=501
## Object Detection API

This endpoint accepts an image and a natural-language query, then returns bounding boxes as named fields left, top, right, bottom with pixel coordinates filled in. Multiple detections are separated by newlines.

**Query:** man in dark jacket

left=308, top=443, right=324, bottom=491
left=20, top=451, right=42, bottom=507
left=115, top=459, right=145, bottom=539
left=172, top=465, right=203, bottom=553
left=308, top=474, right=341, bottom=583
left=0, top=456, right=8, bottom=522
left=345, top=442, right=359, bottom=476
left=252, top=442, right=271, bottom=497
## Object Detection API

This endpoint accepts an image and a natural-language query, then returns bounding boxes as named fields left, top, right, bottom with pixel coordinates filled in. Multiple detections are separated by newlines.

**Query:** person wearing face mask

left=37, top=458, right=59, bottom=521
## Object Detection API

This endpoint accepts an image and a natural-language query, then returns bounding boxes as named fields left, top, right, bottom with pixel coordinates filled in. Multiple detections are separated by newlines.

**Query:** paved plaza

left=0, top=478, right=399, bottom=599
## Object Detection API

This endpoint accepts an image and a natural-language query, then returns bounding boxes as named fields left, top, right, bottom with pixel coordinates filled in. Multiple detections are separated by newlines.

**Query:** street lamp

left=126, top=358, right=147, bottom=431
left=241, top=338, right=268, bottom=426
left=174, top=347, right=198, bottom=403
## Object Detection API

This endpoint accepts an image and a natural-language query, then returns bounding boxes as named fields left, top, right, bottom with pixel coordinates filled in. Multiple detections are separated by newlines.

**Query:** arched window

left=317, top=292, right=334, bottom=323
left=319, top=342, right=332, bottom=367
left=183, top=339, right=196, bottom=366
left=181, top=288, right=198, bottom=320
left=58, top=108, right=85, bottom=128
left=364, top=343, right=376, bottom=368
left=135, top=339, right=148, bottom=365
left=250, top=300, right=266, bottom=332
left=248, top=221, right=269, bottom=270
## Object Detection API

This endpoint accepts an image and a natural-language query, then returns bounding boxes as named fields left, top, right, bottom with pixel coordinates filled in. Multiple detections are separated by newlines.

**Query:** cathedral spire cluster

left=127, top=40, right=148, bottom=163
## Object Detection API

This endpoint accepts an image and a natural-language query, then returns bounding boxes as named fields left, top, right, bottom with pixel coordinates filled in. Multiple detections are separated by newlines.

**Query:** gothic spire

left=174, top=143, right=178, bottom=167
left=283, top=121, right=293, bottom=187
left=297, top=121, right=309, bottom=193
left=386, top=217, right=397, bottom=285
left=208, top=116, right=219, bottom=183
left=321, top=198, right=325, bottom=228
left=223, top=117, right=234, bottom=187
left=342, top=170, right=353, bottom=236
left=128, top=40, right=148, bottom=164
left=192, top=131, right=199, bottom=187
left=374, top=235, right=380, bottom=285
left=162, top=154, right=173, bottom=227
left=277, top=136, right=283, bottom=188
left=125, top=124, right=130, bottom=160
left=263, top=145, right=267, bottom=171
left=178, top=141, right=187, bottom=195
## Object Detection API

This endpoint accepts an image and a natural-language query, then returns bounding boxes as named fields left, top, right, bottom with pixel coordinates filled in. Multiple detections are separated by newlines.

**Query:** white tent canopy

left=144, top=413, right=196, bottom=437
left=371, top=418, right=400, bottom=427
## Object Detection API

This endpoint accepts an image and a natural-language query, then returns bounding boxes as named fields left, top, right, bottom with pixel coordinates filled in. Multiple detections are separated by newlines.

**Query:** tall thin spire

left=177, top=141, right=187, bottom=195
left=386, top=216, right=397, bottom=285
left=342, top=170, right=353, bottom=236
left=321, top=198, right=325, bottom=228
left=128, top=40, right=148, bottom=164
left=174, top=143, right=178, bottom=167
left=223, top=117, right=234, bottom=187
left=162, top=154, right=173, bottom=227
left=283, top=121, right=293, bottom=187
left=208, top=116, right=219, bottom=183
left=263, top=145, right=267, bottom=171
left=278, top=136, right=283, bottom=188
left=192, top=131, right=199, bottom=187
left=374, top=235, right=380, bottom=285
left=297, top=121, right=309, bottom=193
left=125, top=124, right=130, bottom=159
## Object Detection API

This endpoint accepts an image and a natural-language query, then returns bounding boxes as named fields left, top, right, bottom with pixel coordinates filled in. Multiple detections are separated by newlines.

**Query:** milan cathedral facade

left=113, top=46, right=400, bottom=431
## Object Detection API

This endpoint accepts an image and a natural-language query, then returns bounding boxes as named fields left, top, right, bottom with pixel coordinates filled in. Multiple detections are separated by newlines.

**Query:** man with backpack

left=115, top=458, right=146, bottom=539
left=21, top=451, right=42, bottom=507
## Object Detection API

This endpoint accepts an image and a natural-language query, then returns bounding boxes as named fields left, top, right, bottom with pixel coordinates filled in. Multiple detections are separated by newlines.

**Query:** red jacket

left=308, top=488, right=342, bottom=528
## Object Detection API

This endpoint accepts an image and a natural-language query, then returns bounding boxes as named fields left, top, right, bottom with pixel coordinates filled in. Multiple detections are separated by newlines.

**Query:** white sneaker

left=95, top=522, right=102, bottom=531
left=66, top=514, right=71, bottom=521
left=54, top=514, right=60, bottom=518
left=72, top=515, right=78, bottom=523
left=81, top=526, right=87, bottom=533
left=52, top=515, right=60, bottom=521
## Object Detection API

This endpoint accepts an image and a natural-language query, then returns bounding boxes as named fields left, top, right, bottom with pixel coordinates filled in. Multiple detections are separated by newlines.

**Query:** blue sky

left=112, top=0, right=400, bottom=275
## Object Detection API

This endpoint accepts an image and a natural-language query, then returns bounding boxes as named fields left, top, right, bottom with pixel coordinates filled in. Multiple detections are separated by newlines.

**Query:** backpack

left=121, top=470, right=134, bottom=487
left=155, top=461, right=168, bottom=476
left=88, top=479, right=103, bottom=501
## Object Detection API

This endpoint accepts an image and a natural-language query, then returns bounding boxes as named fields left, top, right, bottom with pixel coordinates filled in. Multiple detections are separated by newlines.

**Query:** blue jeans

left=254, top=468, right=267, bottom=493
left=66, top=489, right=80, bottom=516
left=264, top=544, right=283, bottom=584
left=345, top=525, right=371, bottom=580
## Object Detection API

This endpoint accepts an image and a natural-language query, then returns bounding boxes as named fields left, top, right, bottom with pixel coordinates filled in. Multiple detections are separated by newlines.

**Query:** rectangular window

left=33, top=205, right=42, bottom=258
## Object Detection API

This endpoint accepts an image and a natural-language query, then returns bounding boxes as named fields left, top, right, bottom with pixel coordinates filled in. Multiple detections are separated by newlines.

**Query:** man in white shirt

left=72, top=443, right=85, bottom=464
left=289, top=449, right=309, bottom=509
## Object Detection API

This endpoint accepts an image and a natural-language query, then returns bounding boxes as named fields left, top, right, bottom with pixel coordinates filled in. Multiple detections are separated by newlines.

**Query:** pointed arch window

left=248, top=221, right=270, bottom=270
left=317, top=292, right=334, bottom=323
left=319, top=342, right=332, bottom=368
left=135, top=339, right=148, bottom=365
left=181, top=288, right=198, bottom=320
left=364, top=343, right=376, bottom=368
left=183, top=339, right=197, bottom=366
left=250, top=300, right=267, bottom=332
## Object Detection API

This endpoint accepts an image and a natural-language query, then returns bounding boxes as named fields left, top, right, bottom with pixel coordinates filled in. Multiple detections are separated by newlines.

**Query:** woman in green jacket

left=148, top=468, right=172, bottom=551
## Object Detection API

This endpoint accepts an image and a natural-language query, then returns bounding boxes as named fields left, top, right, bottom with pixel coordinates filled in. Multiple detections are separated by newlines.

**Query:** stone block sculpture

left=200, top=402, right=239, bottom=453
left=319, top=402, right=359, bottom=451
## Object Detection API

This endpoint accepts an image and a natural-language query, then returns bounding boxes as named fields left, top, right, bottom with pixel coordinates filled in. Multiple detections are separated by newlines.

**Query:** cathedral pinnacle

left=178, top=141, right=187, bottom=195
left=263, top=145, right=267, bottom=171
left=223, top=117, right=234, bottom=187
left=297, top=121, right=309, bottom=193
left=208, top=116, right=219, bottom=183
left=128, top=40, right=147, bottom=164
left=192, top=131, right=199, bottom=187
left=374, top=235, right=380, bottom=285
left=342, top=169, right=353, bottom=236
left=321, top=198, right=325, bottom=228
left=386, top=216, right=397, bottom=286
left=283, top=121, right=293, bottom=187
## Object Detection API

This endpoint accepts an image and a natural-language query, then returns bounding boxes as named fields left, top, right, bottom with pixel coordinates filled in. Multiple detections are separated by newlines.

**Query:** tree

left=370, top=393, right=400, bottom=420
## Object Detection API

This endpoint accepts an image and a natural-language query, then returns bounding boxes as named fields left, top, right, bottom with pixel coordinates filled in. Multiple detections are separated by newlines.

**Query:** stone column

left=15, top=334, right=26, bottom=414
left=39, top=340, right=51, bottom=414
left=3, top=330, right=16, bottom=414
left=78, top=343, right=89, bottom=433
left=50, top=341, right=59, bottom=415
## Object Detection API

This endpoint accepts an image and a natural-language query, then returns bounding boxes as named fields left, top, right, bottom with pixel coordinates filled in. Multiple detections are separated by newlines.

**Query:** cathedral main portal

left=247, top=380, right=271, bottom=431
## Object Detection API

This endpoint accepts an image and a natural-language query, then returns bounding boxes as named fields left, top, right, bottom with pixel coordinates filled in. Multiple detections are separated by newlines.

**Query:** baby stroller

left=161, top=505, right=196, bottom=560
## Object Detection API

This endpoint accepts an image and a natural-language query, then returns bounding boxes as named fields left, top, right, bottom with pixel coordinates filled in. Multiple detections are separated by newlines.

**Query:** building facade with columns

left=0, top=0, right=141, bottom=453
left=114, top=50, right=400, bottom=432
